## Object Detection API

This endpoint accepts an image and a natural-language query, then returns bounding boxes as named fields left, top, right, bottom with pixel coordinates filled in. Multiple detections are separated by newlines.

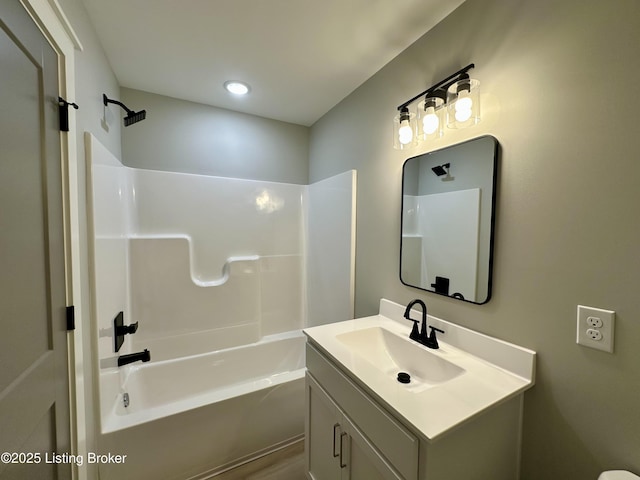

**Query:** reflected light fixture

left=393, top=64, right=480, bottom=150
left=224, top=80, right=250, bottom=95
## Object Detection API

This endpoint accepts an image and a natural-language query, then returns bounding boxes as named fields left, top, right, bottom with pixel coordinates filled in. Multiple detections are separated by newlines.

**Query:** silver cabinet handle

left=339, top=432, right=348, bottom=468
left=332, top=423, right=340, bottom=458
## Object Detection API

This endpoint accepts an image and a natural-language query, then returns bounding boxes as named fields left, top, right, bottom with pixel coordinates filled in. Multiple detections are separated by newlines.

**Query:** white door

left=0, top=1, right=71, bottom=479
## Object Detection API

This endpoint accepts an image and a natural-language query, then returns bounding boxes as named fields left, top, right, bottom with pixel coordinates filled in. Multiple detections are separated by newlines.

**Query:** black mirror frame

left=399, top=135, right=499, bottom=305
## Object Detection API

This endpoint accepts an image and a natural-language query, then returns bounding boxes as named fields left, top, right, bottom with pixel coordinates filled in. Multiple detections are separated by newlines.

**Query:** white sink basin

left=303, top=299, right=536, bottom=441
left=335, top=326, right=464, bottom=389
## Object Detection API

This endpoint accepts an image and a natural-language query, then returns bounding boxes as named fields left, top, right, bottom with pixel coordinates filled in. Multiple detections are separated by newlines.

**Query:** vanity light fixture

left=393, top=64, right=480, bottom=150
left=224, top=80, right=250, bottom=95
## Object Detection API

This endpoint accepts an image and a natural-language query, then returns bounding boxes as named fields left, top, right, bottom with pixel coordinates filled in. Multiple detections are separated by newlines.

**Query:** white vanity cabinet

left=304, top=300, right=536, bottom=480
left=305, top=342, right=525, bottom=480
left=306, top=345, right=418, bottom=480
left=307, top=373, right=411, bottom=480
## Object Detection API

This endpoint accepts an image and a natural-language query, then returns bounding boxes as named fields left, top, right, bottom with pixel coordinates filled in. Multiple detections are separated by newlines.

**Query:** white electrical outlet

left=576, top=305, right=615, bottom=352
left=586, top=328, right=602, bottom=341
left=587, top=316, right=603, bottom=328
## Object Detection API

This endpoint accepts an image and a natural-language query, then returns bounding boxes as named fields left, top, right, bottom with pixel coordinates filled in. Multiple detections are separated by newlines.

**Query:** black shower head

left=432, top=165, right=446, bottom=176
left=124, top=109, right=146, bottom=126
left=103, top=94, right=147, bottom=127
left=432, top=163, right=450, bottom=176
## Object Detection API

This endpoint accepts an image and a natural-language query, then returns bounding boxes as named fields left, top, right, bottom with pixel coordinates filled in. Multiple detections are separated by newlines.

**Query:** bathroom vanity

left=303, top=299, right=536, bottom=480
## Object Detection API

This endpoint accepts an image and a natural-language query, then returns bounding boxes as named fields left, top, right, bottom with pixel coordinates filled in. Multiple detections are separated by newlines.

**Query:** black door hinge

left=66, top=305, right=76, bottom=331
left=58, top=97, right=79, bottom=132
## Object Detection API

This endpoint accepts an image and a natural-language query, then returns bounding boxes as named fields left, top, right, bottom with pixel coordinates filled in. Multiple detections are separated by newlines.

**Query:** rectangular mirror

left=400, top=135, right=498, bottom=304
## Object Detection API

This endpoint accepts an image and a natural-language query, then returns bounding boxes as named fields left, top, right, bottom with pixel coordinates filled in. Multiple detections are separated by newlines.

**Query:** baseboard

left=186, top=434, right=305, bottom=480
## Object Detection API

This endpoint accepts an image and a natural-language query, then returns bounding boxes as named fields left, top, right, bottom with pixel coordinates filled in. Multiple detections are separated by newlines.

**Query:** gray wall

left=57, top=0, right=122, bottom=159
left=120, top=88, right=309, bottom=184
left=55, top=0, right=122, bottom=477
left=309, top=0, right=640, bottom=478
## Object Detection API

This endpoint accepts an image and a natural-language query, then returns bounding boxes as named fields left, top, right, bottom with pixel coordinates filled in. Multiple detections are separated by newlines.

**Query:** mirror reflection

left=400, top=135, right=498, bottom=304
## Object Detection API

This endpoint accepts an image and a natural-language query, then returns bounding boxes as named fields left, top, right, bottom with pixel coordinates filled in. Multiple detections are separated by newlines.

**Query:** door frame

left=17, top=1, right=86, bottom=479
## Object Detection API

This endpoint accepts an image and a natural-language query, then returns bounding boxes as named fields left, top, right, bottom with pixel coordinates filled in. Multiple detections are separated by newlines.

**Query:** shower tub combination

left=86, top=134, right=356, bottom=479
left=100, top=331, right=306, bottom=434
left=98, top=332, right=307, bottom=480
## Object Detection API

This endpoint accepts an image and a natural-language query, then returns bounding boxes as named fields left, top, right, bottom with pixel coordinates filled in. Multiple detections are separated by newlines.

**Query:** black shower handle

left=117, top=321, right=138, bottom=335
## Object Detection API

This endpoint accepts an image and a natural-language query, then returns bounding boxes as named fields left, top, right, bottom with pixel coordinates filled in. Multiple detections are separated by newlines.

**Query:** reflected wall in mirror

left=400, top=135, right=498, bottom=304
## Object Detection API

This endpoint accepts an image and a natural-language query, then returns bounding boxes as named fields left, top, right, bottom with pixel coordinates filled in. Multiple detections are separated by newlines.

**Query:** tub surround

left=86, top=132, right=356, bottom=362
left=86, top=132, right=356, bottom=425
left=87, top=132, right=307, bottom=365
left=85, top=132, right=356, bottom=479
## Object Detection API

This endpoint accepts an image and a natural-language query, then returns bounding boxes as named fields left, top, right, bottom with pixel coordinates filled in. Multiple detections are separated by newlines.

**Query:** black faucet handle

left=425, top=326, right=445, bottom=349
left=409, top=320, right=421, bottom=341
left=123, top=321, right=139, bottom=334
left=116, top=321, right=138, bottom=335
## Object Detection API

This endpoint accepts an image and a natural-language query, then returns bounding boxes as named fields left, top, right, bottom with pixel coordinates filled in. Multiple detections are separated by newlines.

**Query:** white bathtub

left=100, top=330, right=306, bottom=434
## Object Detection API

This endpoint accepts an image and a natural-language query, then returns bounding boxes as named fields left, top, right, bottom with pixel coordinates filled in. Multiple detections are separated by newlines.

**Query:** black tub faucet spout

left=118, top=349, right=151, bottom=367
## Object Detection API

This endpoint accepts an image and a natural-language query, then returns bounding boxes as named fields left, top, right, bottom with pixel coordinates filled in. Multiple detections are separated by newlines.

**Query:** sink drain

left=397, top=372, right=411, bottom=384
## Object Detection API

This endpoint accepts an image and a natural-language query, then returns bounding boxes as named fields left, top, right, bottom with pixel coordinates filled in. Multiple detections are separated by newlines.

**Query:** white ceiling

left=81, top=0, right=465, bottom=126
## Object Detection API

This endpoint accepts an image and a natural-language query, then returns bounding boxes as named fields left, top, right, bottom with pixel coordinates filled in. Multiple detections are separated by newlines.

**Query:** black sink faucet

left=403, top=299, right=444, bottom=349
left=117, top=349, right=151, bottom=367
left=404, top=299, right=428, bottom=342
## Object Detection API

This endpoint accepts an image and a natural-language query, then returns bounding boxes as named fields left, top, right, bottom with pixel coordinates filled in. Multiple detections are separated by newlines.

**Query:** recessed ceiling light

left=224, top=81, right=250, bottom=95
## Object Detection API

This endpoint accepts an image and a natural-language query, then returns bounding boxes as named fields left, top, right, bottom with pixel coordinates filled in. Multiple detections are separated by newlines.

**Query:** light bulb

left=455, top=106, right=472, bottom=122
left=447, top=77, right=479, bottom=128
left=422, top=106, right=439, bottom=135
left=454, top=89, right=473, bottom=122
left=398, top=120, right=413, bottom=144
left=456, top=94, right=472, bottom=111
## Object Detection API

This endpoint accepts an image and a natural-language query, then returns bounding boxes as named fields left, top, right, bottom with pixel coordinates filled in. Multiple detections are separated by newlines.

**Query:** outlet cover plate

left=576, top=305, right=615, bottom=352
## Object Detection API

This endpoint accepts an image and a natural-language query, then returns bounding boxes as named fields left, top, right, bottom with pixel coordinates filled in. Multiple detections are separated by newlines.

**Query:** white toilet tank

left=599, top=471, right=640, bottom=480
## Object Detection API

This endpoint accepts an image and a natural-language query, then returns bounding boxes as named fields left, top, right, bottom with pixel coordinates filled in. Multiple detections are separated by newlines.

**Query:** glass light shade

left=447, top=78, right=480, bottom=128
left=417, top=96, right=445, bottom=141
left=393, top=108, right=418, bottom=150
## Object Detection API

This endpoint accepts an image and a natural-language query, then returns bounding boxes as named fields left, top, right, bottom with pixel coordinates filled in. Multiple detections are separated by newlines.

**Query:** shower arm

left=103, top=94, right=134, bottom=115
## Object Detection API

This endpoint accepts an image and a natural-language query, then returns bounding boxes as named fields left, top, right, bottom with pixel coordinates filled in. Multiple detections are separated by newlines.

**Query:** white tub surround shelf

left=304, top=299, right=536, bottom=480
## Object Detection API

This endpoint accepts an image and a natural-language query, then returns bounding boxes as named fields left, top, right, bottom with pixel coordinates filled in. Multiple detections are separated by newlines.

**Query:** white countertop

left=303, top=299, right=536, bottom=441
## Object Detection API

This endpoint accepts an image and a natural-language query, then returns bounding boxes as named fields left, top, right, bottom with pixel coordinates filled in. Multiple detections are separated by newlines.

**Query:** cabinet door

left=307, top=373, right=405, bottom=480
left=342, top=414, right=404, bottom=480
left=306, top=374, right=342, bottom=480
